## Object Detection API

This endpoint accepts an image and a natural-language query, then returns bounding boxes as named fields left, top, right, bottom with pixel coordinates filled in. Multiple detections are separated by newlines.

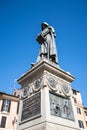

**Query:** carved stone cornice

left=17, top=59, right=75, bottom=86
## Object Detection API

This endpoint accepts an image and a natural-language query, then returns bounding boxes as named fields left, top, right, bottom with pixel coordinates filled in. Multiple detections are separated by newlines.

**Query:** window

left=78, top=120, right=84, bottom=128
left=86, top=121, right=87, bottom=126
left=1, top=99, right=11, bottom=112
left=0, top=116, right=7, bottom=128
left=73, top=90, right=77, bottom=95
left=73, top=97, right=77, bottom=103
left=85, top=111, right=87, bottom=116
left=77, top=107, right=81, bottom=114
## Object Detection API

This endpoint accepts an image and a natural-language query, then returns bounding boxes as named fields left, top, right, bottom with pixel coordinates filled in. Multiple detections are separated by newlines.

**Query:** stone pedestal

left=17, top=59, right=80, bottom=130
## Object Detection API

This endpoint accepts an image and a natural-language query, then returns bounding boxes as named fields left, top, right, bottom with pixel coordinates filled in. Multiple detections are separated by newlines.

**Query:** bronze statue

left=36, top=22, right=58, bottom=64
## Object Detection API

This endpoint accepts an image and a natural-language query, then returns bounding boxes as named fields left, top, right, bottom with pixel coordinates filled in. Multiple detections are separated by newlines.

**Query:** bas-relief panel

left=49, top=92, right=74, bottom=121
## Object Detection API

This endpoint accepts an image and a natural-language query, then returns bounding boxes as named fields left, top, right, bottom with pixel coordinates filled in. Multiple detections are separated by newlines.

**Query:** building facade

left=84, top=107, right=87, bottom=129
left=0, top=92, right=19, bottom=130
left=72, top=89, right=87, bottom=130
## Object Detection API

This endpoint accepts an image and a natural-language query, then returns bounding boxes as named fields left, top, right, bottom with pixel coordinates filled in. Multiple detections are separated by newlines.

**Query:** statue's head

left=41, top=22, right=49, bottom=30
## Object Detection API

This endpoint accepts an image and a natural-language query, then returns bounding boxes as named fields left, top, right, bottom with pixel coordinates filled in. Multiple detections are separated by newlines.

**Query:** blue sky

left=0, top=0, right=87, bottom=106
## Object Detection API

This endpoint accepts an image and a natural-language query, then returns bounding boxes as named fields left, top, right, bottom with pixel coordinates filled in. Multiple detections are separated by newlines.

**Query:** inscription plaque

left=21, top=92, right=41, bottom=121
left=49, top=92, right=74, bottom=121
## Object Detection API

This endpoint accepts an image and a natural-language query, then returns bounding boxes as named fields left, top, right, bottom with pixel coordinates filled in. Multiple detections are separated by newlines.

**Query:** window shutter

left=17, top=101, right=19, bottom=114
left=0, top=116, right=7, bottom=128
left=1, top=99, right=4, bottom=111
left=8, top=100, right=11, bottom=112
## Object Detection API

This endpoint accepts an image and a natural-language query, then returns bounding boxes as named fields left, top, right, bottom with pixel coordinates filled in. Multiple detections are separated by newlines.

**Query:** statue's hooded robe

left=37, top=22, right=58, bottom=64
